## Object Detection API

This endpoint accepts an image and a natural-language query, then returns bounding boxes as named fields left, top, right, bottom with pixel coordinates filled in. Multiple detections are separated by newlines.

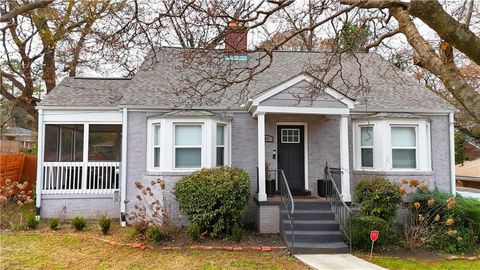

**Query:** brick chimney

left=224, top=21, right=248, bottom=56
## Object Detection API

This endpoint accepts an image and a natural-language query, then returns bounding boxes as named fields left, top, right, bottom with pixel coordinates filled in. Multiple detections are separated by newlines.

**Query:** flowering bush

left=402, top=179, right=480, bottom=253
left=0, top=179, right=34, bottom=229
left=124, top=178, right=170, bottom=240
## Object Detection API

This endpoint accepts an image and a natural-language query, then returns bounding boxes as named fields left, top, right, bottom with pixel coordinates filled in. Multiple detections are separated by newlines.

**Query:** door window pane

left=392, top=149, right=416, bottom=168
left=392, top=127, right=415, bottom=147
left=175, top=148, right=201, bottom=168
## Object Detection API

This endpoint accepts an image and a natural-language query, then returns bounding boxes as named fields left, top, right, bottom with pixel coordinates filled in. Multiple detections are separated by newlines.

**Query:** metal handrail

left=270, top=169, right=295, bottom=251
left=324, top=164, right=353, bottom=253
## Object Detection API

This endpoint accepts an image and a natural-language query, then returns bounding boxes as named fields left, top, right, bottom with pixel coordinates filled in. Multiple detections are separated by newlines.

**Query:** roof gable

left=250, top=74, right=354, bottom=109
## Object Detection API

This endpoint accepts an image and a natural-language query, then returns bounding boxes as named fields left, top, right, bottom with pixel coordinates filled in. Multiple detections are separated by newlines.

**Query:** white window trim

left=353, top=119, right=431, bottom=172
left=146, top=117, right=231, bottom=172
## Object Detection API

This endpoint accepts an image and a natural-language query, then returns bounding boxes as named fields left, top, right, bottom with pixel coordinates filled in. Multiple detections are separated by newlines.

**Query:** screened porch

left=41, top=124, right=122, bottom=194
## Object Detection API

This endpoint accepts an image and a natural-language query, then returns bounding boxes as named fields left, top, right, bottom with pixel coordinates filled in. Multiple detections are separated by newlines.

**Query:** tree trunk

left=390, top=7, right=480, bottom=123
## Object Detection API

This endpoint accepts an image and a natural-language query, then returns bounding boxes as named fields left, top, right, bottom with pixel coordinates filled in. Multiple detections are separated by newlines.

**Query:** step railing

left=271, top=169, right=295, bottom=251
left=324, top=164, right=352, bottom=252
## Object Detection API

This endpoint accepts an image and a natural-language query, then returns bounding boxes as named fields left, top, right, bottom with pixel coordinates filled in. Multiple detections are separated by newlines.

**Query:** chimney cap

left=228, top=20, right=245, bottom=30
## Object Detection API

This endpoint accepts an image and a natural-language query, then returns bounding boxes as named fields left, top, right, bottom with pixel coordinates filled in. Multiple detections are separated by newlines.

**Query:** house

left=463, top=137, right=480, bottom=161
left=1, top=127, right=36, bottom=153
left=35, top=23, right=455, bottom=253
left=456, top=159, right=480, bottom=191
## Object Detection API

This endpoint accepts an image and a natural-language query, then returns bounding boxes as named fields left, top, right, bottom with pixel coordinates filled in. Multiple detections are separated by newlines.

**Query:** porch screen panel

left=44, top=124, right=83, bottom=162
left=88, top=125, right=122, bottom=161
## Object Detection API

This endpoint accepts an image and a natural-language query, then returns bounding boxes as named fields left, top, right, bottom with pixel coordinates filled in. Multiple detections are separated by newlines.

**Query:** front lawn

left=367, top=256, right=480, bottom=270
left=0, top=231, right=306, bottom=270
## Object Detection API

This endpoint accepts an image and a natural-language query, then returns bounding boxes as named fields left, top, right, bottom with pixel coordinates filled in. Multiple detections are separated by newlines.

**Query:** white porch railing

left=42, top=162, right=120, bottom=194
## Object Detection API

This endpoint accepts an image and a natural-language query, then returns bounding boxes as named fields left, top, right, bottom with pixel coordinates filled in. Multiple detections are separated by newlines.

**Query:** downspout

left=35, top=109, right=44, bottom=220
left=449, top=112, right=456, bottom=195
left=120, top=108, right=128, bottom=226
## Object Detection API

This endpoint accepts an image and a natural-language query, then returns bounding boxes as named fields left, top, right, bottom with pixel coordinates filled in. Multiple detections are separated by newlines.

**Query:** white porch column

left=257, top=112, right=267, bottom=201
left=340, top=115, right=352, bottom=202
left=81, top=124, right=89, bottom=193
left=35, top=109, right=44, bottom=219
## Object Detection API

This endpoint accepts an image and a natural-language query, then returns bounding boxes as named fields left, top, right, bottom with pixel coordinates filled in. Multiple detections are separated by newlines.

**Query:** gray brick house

left=35, top=27, right=455, bottom=252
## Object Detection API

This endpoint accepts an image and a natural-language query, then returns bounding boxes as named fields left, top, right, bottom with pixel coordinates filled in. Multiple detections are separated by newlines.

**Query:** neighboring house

left=35, top=23, right=455, bottom=253
left=464, top=137, right=480, bottom=161
left=1, top=127, right=35, bottom=152
left=456, top=159, right=480, bottom=191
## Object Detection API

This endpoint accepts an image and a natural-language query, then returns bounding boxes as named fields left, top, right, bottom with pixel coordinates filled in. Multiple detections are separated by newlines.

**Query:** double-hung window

left=360, top=126, right=374, bottom=168
left=153, top=124, right=161, bottom=168
left=391, top=126, right=417, bottom=169
left=174, top=124, right=202, bottom=168
left=216, top=125, right=225, bottom=167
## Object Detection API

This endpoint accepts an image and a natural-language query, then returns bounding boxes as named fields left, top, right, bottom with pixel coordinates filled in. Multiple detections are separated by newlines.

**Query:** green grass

left=367, top=256, right=480, bottom=270
left=0, top=233, right=306, bottom=270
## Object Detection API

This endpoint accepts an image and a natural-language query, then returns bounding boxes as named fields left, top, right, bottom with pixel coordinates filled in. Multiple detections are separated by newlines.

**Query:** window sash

left=174, top=124, right=202, bottom=169
left=391, top=126, right=417, bottom=169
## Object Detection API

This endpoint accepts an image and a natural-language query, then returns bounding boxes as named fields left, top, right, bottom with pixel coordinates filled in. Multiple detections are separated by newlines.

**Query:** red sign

left=370, top=230, right=379, bottom=242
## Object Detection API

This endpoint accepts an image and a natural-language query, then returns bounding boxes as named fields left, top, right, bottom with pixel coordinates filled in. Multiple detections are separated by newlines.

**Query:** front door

left=277, top=125, right=305, bottom=194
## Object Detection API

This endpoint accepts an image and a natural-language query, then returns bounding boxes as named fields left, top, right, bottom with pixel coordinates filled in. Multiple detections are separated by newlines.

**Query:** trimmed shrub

left=26, top=215, right=39, bottom=229
left=174, top=167, right=250, bottom=238
left=187, top=223, right=200, bottom=241
left=351, top=215, right=389, bottom=250
left=354, top=177, right=402, bottom=224
left=49, top=217, right=60, bottom=230
left=98, top=215, right=111, bottom=235
left=231, top=223, right=243, bottom=242
left=147, top=226, right=165, bottom=244
left=72, top=216, right=86, bottom=231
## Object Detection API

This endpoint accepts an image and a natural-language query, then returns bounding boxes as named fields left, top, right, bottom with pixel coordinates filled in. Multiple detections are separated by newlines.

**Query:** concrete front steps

left=281, top=201, right=349, bottom=254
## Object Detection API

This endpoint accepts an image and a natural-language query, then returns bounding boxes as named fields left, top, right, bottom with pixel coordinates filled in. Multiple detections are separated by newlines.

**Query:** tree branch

left=0, top=0, right=53, bottom=22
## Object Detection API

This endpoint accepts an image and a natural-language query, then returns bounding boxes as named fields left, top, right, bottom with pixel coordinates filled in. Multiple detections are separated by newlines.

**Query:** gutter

left=35, top=109, right=44, bottom=219
left=449, top=112, right=456, bottom=195
left=120, top=108, right=128, bottom=226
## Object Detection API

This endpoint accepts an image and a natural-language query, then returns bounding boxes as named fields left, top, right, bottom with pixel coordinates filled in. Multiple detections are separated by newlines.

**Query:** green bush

left=231, top=223, right=243, bottom=242
left=351, top=215, right=389, bottom=250
left=26, top=215, right=39, bottom=229
left=174, top=167, right=250, bottom=238
left=71, top=216, right=86, bottom=231
left=147, top=226, right=165, bottom=244
left=187, top=223, right=200, bottom=241
left=354, top=177, right=402, bottom=224
left=98, top=215, right=111, bottom=235
left=49, top=217, right=60, bottom=230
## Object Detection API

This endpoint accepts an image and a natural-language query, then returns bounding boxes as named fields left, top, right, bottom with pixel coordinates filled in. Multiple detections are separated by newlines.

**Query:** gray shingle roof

left=40, top=47, right=453, bottom=112
left=39, top=77, right=131, bottom=107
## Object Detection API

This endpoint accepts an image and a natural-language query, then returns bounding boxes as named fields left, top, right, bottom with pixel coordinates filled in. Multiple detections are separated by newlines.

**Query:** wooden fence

left=0, top=140, right=21, bottom=154
left=0, top=154, right=37, bottom=193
